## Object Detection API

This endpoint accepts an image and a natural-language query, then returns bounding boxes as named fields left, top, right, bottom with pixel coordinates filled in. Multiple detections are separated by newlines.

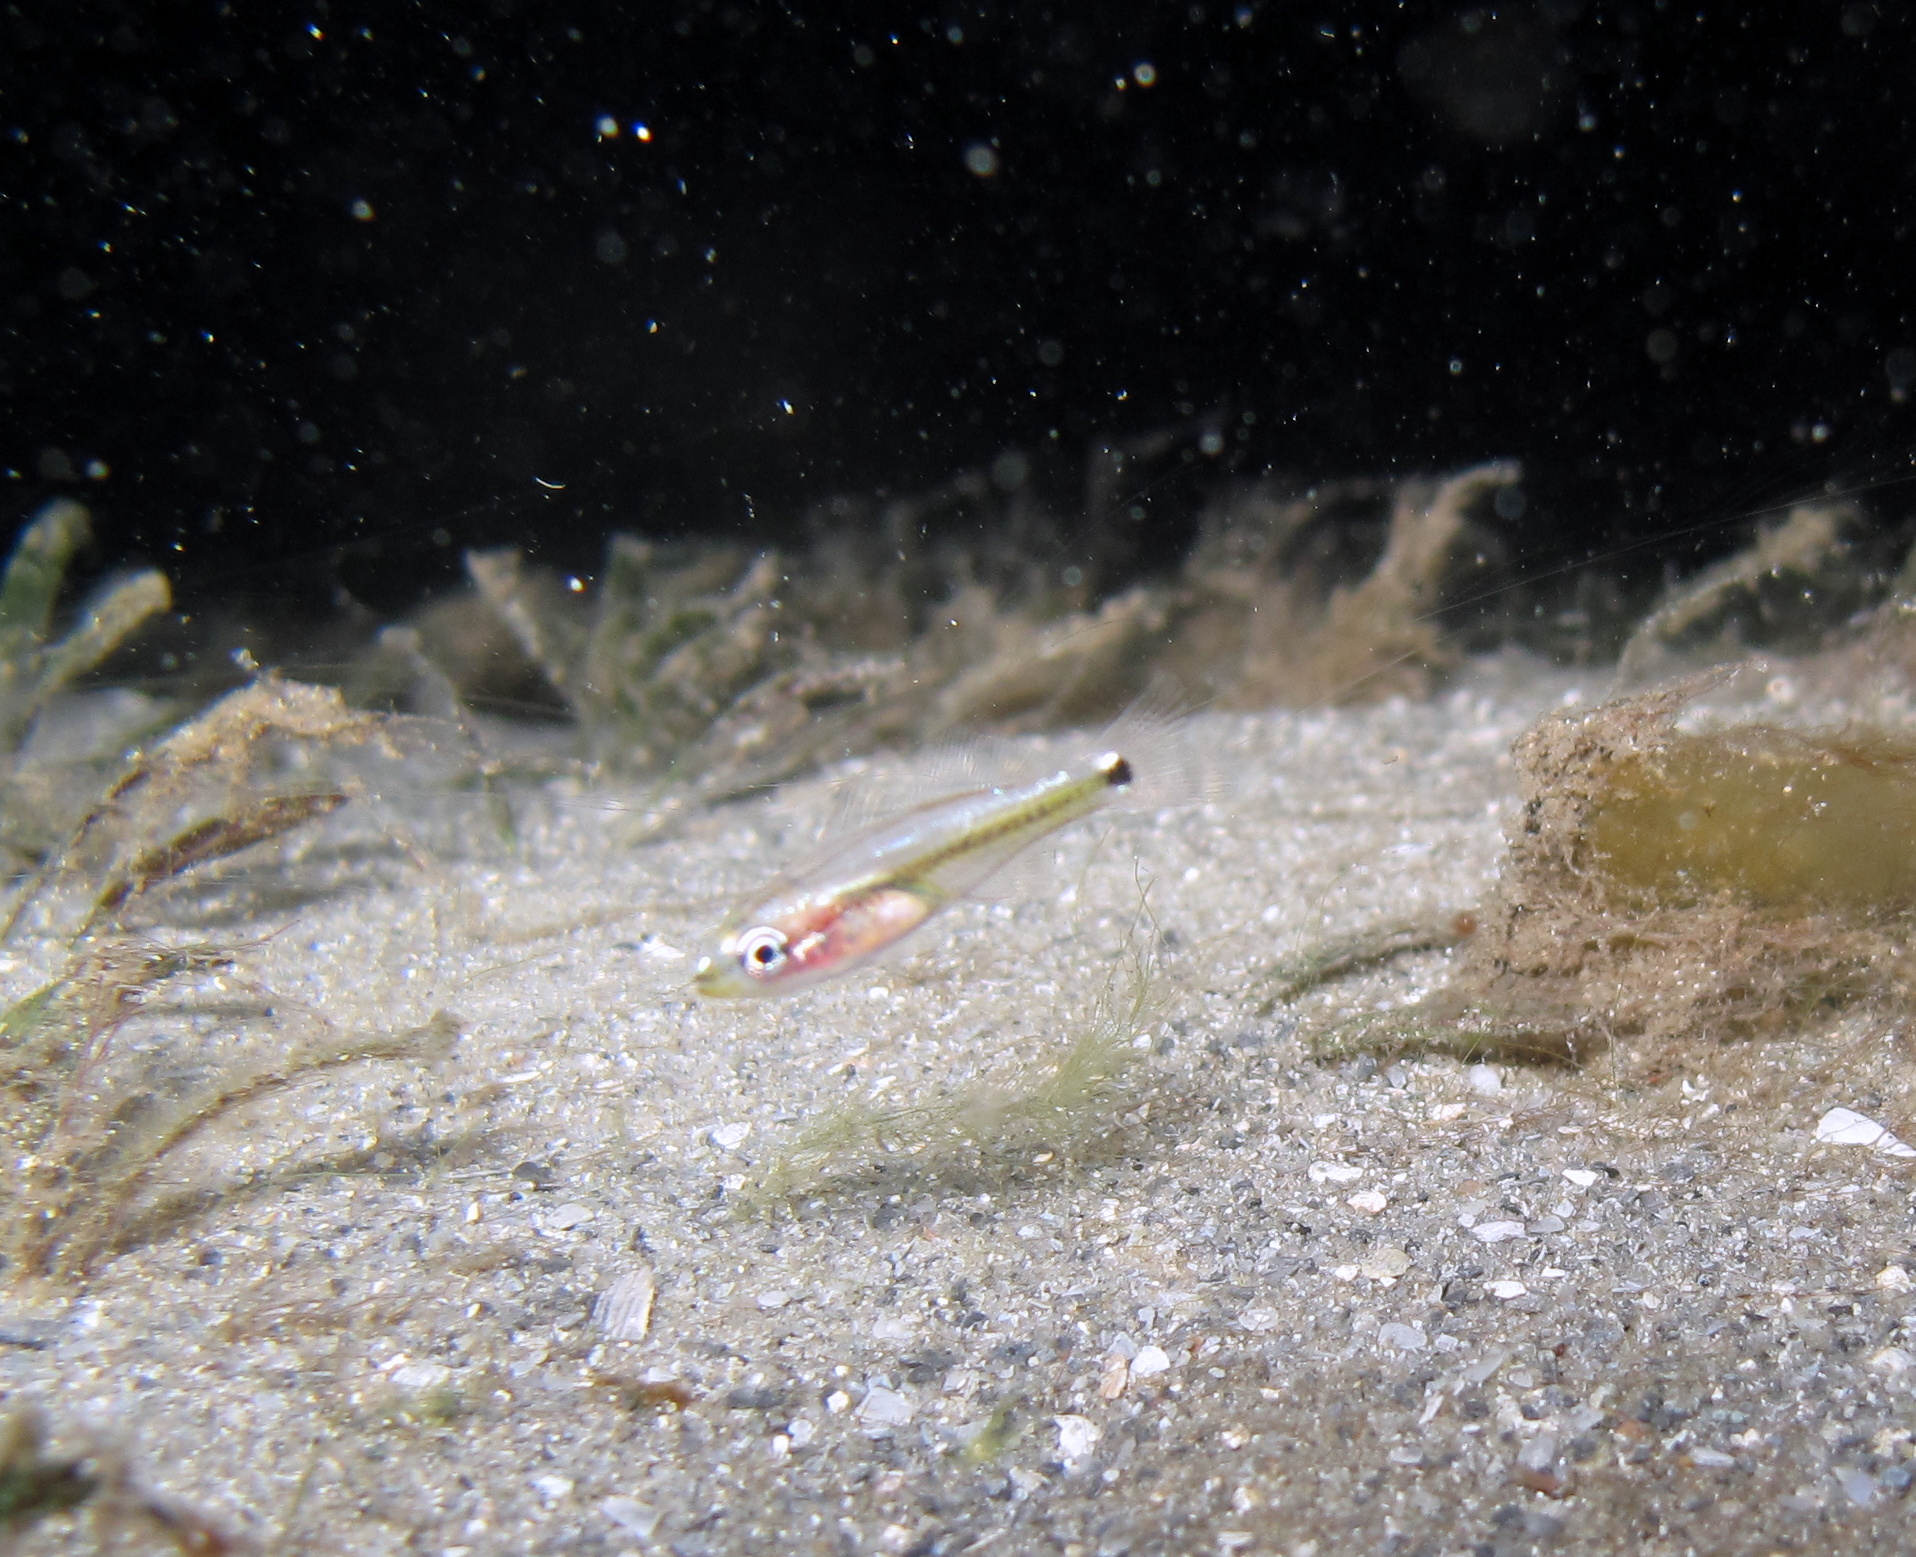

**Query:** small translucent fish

left=692, top=749, right=1139, bottom=997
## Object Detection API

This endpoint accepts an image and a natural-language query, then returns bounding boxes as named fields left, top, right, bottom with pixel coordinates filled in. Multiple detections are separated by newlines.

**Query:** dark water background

left=3, top=2, right=1914, bottom=644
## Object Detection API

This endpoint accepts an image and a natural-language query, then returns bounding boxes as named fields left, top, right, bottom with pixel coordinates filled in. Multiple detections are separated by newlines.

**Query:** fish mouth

left=691, top=955, right=742, bottom=998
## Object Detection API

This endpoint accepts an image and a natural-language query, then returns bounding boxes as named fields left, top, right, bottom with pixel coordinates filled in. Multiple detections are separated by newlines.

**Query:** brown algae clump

left=1319, top=678, right=1916, bottom=1066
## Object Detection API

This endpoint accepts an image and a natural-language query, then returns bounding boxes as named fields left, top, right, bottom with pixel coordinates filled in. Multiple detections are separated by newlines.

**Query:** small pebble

left=531, top=1474, right=575, bottom=1501
left=710, top=1122, right=752, bottom=1150
left=1467, top=1064, right=1502, bottom=1096
left=857, top=1386, right=913, bottom=1427
left=1346, top=1189, right=1388, bottom=1215
left=1877, top=1265, right=1914, bottom=1293
left=1130, top=1344, right=1172, bottom=1377
left=1517, top=1432, right=1557, bottom=1470
left=1839, top=1468, right=1880, bottom=1507
left=600, top=1497, right=660, bottom=1539
left=1377, top=1322, right=1427, bottom=1352
left=1868, top=1346, right=1914, bottom=1375
left=1469, top=1220, right=1528, bottom=1244
left=1689, top=1448, right=1734, bottom=1468
left=1358, top=1247, right=1413, bottom=1281
left=542, top=1202, right=593, bottom=1232
left=1309, top=1160, right=1364, bottom=1184
left=1055, top=1414, right=1101, bottom=1461
left=1486, top=1280, right=1528, bottom=1300
left=389, top=1361, right=452, bottom=1392
left=757, top=1290, right=791, bottom=1310
left=1561, top=1168, right=1599, bottom=1188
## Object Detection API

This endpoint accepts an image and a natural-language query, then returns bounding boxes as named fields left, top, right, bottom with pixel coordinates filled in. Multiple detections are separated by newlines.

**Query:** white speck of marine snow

left=1130, top=1345, right=1172, bottom=1377
left=594, top=1267, right=657, bottom=1341
left=1470, top=1220, right=1528, bottom=1244
left=1813, top=1107, right=1916, bottom=1157
left=711, top=1121, right=752, bottom=1150
left=1467, top=1064, right=1503, bottom=1096
left=1055, top=1415, right=1102, bottom=1461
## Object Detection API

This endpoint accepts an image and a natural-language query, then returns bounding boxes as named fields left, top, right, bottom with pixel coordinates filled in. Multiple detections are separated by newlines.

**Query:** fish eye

left=737, top=926, right=789, bottom=977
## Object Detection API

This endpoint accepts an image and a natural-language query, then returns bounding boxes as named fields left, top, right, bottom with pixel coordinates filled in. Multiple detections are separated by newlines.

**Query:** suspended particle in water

left=964, top=143, right=1000, bottom=177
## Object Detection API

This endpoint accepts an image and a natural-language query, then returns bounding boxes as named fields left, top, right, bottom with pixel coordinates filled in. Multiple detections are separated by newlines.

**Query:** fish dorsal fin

left=811, top=731, right=1031, bottom=846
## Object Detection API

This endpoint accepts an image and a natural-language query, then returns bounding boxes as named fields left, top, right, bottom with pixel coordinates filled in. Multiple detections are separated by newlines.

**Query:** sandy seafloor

left=9, top=650, right=1916, bottom=1556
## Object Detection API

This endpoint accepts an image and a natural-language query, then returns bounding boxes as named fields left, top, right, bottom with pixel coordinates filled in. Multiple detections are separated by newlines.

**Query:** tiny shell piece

left=1814, top=1106, right=1916, bottom=1157
left=595, top=1267, right=657, bottom=1341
